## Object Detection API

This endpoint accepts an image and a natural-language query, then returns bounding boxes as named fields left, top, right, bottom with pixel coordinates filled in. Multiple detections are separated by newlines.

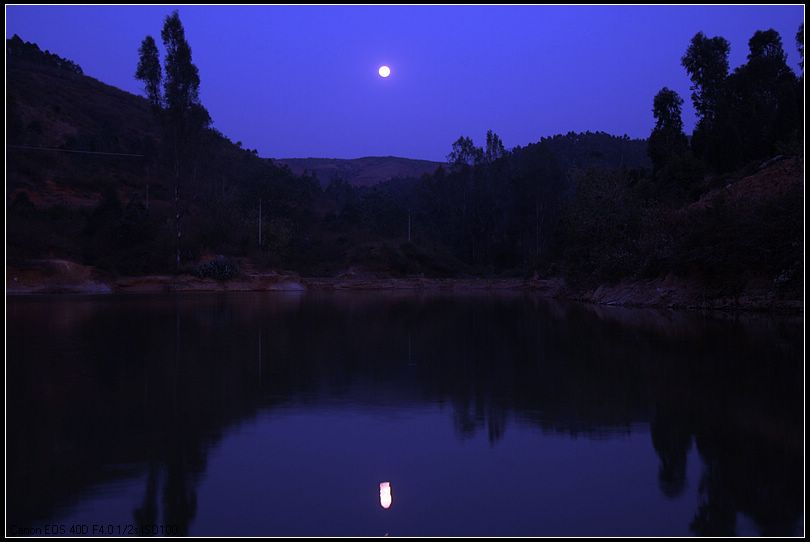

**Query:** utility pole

left=535, top=198, right=540, bottom=259
left=258, top=199, right=262, bottom=247
left=145, top=165, right=150, bottom=211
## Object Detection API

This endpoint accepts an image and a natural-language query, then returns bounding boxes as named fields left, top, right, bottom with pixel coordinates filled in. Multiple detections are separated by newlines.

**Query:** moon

left=378, top=65, right=391, bottom=78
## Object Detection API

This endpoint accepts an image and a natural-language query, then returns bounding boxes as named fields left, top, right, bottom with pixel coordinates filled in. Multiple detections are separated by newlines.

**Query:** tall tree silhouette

left=681, top=32, right=730, bottom=160
left=447, top=136, right=483, bottom=169
left=716, top=29, right=800, bottom=168
left=161, top=12, right=201, bottom=121
left=135, top=36, right=162, bottom=110
left=681, top=32, right=730, bottom=124
left=747, top=29, right=788, bottom=62
left=484, top=130, right=506, bottom=163
left=136, top=11, right=211, bottom=269
left=648, top=87, right=688, bottom=177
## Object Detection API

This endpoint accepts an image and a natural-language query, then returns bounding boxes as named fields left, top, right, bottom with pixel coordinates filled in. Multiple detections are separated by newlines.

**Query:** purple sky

left=6, top=5, right=804, bottom=161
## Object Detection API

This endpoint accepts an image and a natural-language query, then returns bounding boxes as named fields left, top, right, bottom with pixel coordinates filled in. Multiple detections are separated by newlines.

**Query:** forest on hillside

left=5, top=16, right=804, bottom=297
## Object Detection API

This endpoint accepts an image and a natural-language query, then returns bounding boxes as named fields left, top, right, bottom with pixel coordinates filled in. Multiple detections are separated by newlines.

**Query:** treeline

left=318, top=131, right=649, bottom=276
left=311, top=24, right=804, bottom=288
left=6, top=34, right=83, bottom=75
left=651, top=27, right=803, bottom=175
left=6, top=16, right=804, bottom=293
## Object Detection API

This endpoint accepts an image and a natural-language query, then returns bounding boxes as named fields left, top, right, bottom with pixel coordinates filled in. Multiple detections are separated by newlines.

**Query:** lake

left=6, top=292, right=804, bottom=536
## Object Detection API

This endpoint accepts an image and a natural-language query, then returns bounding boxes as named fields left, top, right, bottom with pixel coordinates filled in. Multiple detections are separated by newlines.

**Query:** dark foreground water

left=6, top=292, right=804, bottom=536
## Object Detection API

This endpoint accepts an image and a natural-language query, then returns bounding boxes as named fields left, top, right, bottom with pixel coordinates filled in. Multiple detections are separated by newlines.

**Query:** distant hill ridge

left=276, top=156, right=445, bottom=187
left=6, top=35, right=650, bottom=192
left=7, top=33, right=651, bottom=205
left=5, top=34, right=447, bottom=188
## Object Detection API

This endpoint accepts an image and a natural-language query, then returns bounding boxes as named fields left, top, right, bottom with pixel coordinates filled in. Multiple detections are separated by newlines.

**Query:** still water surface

left=6, top=292, right=804, bottom=536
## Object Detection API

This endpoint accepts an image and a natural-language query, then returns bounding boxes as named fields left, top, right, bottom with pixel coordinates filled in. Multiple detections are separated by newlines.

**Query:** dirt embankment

left=566, top=274, right=801, bottom=313
left=6, top=259, right=800, bottom=313
left=6, top=260, right=307, bottom=295
left=7, top=259, right=112, bottom=294
left=5, top=260, right=546, bottom=295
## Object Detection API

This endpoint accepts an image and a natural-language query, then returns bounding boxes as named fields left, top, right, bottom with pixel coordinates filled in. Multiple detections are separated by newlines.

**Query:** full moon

left=378, top=65, right=391, bottom=78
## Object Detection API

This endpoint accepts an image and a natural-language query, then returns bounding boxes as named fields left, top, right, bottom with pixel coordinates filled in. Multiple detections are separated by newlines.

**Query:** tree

left=748, top=29, right=788, bottom=63
left=135, top=36, right=162, bottom=110
left=447, top=136, right=483, bottom=169
left=484, top=130, right=506, bottom=163
left=136, top=11, right=210, bottom=269
left=681, top=32, right=731, bottom=124
left=681, top=33, right=730, bottom=161
left=715, top=29, right=800, bottom=167
left=648, top=88, right=688, bottom=172
left=161, top=12, right=201, bottom=121
left=797, top=24, right=804, bottom=72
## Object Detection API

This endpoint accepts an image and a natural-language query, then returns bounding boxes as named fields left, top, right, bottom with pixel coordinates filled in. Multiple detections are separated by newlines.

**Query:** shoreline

left=6, top=267, right=802, bottom=314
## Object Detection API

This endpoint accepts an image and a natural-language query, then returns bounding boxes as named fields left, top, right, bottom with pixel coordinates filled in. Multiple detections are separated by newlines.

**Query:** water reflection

left=6, top=292, right=803, bottom=536
left=379, top=482, right=392, bottom=510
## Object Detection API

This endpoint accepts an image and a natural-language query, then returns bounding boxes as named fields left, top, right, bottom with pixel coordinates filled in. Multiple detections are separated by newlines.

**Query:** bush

left=193, top=255, right=239, bottom=281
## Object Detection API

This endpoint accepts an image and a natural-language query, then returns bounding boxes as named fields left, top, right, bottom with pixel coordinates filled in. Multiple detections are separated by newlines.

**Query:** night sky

left=5, top=5, right=804, bottom=161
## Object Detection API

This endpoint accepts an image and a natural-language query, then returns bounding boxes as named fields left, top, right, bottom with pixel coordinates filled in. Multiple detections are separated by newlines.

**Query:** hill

left=6, top=35, right=800, bottom=309
left=6, top=35, right=320, bottom=274
left=275, top=156, right=444, bottom=187
left=7, top=36, right=162, bottom=209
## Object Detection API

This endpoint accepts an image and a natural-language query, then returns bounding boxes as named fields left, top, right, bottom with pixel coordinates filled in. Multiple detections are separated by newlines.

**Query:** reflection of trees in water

left=687, top=417, right=804, bottom=536
left=650, top=406, right=692, bottom=498
left=423, top=298, right=802, bottom=536
left=129, top=427, right=208, bottom=536
left=133, top=462, right=158, bottom=535
left=641, top=313, right=803, bottom=536
left=7, top=295, right=263, bottom=534
left=131, top=449, right=206, bottom=536
left=691, top=461, right=737, bottom=536
left=6, top=293, right=803, bottom=535
left=451, top=395, right=508, bottom=444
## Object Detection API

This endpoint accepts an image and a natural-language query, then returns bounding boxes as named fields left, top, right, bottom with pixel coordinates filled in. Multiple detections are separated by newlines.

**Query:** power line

left=6, top=144, right=144, bottom=158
